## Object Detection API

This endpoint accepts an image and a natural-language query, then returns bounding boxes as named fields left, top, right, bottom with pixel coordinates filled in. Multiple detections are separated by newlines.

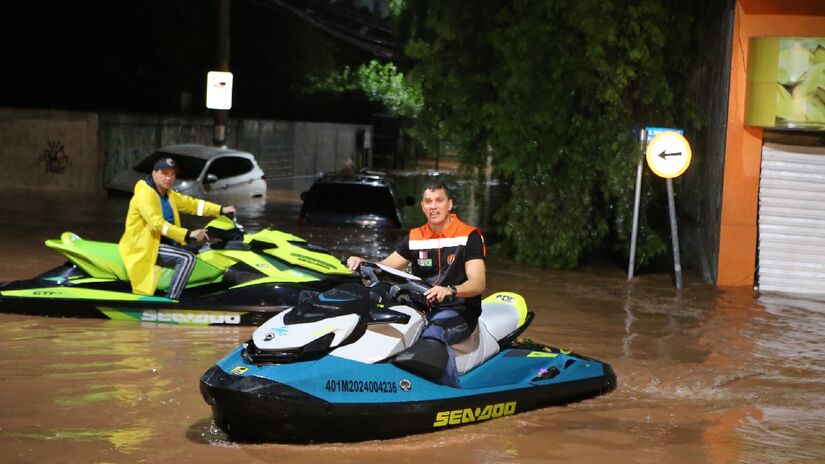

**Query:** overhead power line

left=252, top=0, right=397, bottom=59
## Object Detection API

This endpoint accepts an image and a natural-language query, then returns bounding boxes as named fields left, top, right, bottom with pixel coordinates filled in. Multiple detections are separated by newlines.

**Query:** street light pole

left=214, top=0, right=230, bottom=147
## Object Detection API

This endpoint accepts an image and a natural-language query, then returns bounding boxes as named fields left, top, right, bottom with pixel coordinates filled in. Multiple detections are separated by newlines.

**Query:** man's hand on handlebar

left=424, top=285, right=455, bottom=303
left=221, top=205, right=237, bottom=216
left=188, top=228, right=209, bottom=243
left=346, top=256, right=365, bottom=272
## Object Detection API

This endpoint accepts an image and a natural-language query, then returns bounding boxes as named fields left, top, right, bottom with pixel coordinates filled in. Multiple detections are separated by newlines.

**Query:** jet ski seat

left=454, top=292, right=531, bottom=375
left=45, top=232, right=129, bottom=281
left=452, top=321, right=499, bottom=375
left=44, top=232, right=223, bottom=290
left=393, top=292, right=533, bottom=382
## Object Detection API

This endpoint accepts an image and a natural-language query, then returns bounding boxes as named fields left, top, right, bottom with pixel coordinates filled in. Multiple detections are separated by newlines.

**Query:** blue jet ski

left=199, top=263, right=617, bottom=442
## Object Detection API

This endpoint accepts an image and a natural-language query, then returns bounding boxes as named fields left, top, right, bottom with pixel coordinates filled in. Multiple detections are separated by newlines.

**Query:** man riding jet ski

left=0, top=215, right=355, bottom=325
left=346, top=181, right=487, bottom=387
left=200, top=263, right=617, bottom=442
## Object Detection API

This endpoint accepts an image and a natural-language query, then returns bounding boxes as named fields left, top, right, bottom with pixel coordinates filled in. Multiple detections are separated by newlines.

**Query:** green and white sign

left=745, top=37, right=825, bottom=130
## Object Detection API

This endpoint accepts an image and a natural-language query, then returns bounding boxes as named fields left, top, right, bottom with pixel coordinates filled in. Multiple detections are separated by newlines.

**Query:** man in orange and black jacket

left=347, top=182, right=486, bottom=387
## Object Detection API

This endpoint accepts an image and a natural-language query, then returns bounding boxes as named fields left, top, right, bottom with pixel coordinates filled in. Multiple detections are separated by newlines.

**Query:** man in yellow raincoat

left=118, top=157, right=236, bottom=299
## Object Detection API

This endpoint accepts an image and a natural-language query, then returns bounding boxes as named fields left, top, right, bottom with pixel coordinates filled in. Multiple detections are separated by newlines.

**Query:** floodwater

left=1, top=186, right=824, bottom=463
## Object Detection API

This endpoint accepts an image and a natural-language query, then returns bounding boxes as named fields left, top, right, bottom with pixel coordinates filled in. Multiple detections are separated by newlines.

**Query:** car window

left=134, top=152, right=206, bottom=180
left=206, top=157, right=254, bottom=179
left=304, top=183, right=397, bottom=217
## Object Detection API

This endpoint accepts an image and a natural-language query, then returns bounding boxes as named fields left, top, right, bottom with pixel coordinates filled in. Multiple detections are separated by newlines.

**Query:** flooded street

left=1, top=188, right=824, bottom=463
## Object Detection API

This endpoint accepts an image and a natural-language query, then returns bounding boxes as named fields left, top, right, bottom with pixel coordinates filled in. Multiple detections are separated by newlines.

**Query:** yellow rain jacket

left=118, top=179, right=222, bottom=295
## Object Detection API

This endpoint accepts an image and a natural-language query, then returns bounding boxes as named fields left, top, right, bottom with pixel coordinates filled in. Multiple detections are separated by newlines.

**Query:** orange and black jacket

left=396, top=214, right=486, bottom=323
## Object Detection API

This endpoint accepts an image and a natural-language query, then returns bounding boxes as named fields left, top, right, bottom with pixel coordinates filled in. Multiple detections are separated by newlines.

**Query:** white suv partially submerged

left=107, top=144, right=267, bottom=200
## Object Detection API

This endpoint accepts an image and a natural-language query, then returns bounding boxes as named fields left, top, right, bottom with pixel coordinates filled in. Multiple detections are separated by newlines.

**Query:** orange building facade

left=716, top=0, right=825, bottom=287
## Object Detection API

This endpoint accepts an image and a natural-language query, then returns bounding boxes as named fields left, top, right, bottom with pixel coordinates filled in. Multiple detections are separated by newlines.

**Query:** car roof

left=159, top=144, right=254, bottom=160
left=312, top=172, right=394, bottom=188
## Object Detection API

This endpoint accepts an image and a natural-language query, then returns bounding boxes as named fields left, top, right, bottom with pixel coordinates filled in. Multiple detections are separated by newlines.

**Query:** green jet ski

left=0, top=216, right=355, bottom=326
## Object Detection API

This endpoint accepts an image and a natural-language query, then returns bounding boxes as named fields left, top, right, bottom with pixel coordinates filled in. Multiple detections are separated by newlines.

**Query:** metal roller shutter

left=758, top=143, right=825, bottom=294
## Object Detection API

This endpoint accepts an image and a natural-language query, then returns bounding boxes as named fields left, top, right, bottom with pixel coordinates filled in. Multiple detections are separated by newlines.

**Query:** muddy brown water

left=0, top=189, right=824, bottom=463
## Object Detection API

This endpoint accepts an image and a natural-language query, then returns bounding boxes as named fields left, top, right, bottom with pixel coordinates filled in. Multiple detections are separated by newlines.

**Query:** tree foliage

left=392, top=0, right=714, bottom=268
left=309, top=60, right=423, bottom=117
left=315, top=0, right=717, bottom=269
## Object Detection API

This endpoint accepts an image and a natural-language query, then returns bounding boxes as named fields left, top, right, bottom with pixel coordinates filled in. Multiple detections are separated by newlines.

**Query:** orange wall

left=717, top=3, right=825, bottom=287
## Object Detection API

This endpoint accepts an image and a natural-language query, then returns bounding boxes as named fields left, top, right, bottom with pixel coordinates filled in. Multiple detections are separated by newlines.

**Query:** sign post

left=628, top=128, right=692, bottom=289
left=627, top=129, right=646, bottom=281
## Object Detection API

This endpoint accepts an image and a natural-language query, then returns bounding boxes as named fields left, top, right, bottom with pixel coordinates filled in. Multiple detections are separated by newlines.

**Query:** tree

left=312, top=0, right=716, bottom=268
left=393, top=0, right=713, bottom=268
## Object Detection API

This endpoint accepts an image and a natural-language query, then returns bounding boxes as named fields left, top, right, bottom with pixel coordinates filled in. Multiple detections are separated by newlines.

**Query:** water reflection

left=2, top=425, right=154, bottom=454
left=1, top=181, right=825, bottom=462
left=622, top=292, right=637, bottom=358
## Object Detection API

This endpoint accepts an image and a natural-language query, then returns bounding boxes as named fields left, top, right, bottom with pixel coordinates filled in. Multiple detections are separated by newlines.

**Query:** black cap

left=153, top=157, right=179, bottom=172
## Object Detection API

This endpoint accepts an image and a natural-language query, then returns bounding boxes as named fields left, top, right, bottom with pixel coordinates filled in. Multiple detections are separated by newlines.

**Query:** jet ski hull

left=200, top=343, right=617, bottom=442
left=1, top=222, right=357, bottom=325
left=0, top=278, right=345, bottom=326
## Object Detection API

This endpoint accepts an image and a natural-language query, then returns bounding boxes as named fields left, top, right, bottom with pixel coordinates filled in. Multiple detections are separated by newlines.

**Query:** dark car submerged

left=300, top=172, right=414, bottom=228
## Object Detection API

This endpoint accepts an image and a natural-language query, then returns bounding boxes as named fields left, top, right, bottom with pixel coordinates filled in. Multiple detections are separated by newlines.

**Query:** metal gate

left=758, top=143, right=825, bottom=294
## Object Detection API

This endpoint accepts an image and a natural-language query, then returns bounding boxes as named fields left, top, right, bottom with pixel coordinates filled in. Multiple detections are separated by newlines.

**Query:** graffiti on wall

left=40, top=140, right=70, bottom=174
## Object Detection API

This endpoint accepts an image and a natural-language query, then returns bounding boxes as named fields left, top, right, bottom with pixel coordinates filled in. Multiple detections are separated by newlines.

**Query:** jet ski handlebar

left=355, top=261, right=453, bottom=311
left=202, top=214, right=246, bottom=248
left=354, top=262, right=424, bottom=291
left=357, top=262, right=381, bottom=288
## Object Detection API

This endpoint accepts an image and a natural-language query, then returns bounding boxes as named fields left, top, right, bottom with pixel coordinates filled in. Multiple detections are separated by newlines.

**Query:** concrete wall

left=292, top=122, right=360, bottom=178
left=101, top=114, right=368, bottom=192
left=237, top=119, right=293, bottom=181
left=0, top=107, right=369, bottom=194
left=0, top=108, right=101, bottom=193
left=100, top=113, right=220, bottom=188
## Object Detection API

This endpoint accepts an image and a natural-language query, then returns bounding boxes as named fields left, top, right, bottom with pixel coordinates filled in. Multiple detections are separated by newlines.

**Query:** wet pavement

left=0, top=187, right=824, bottom=463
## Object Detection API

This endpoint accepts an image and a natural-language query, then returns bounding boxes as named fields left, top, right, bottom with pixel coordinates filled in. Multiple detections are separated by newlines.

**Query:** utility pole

left=214, top=0, right=230, bottom=147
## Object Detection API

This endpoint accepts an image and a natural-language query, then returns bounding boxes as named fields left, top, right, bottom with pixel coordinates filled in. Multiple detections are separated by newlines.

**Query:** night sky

left=2, top=0, right=384, bottom=123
